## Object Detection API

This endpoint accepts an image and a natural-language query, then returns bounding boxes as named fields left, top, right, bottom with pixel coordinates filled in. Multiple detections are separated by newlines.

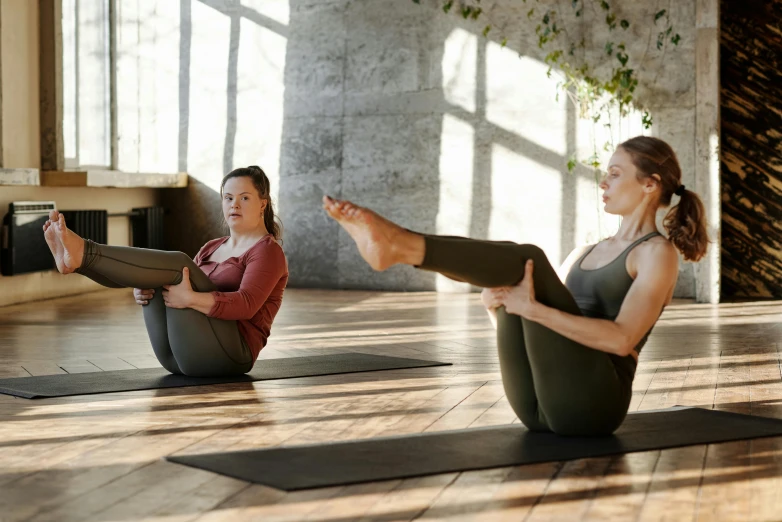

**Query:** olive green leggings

left=76, top=240, right=253, bottom=377
left=419, top=235, right=634, bottom=436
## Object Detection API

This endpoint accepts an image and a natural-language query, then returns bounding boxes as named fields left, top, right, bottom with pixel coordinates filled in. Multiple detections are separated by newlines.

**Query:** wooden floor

left=0, top=288, right=781, bottom=521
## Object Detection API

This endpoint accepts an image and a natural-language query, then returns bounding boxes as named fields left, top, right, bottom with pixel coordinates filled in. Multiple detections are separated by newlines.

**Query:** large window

left=62, top=0, right=112, bottom=169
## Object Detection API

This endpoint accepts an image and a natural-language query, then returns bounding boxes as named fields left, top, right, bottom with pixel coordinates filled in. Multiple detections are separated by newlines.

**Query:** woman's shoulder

left=634, top=234, right=678, bottom=269
left=246, top=235, right=287, bottom=261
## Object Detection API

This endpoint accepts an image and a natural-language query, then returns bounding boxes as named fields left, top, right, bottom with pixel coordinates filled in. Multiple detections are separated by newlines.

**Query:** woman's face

left=222, top=176, right=267, bottom=233
left=598, top=147, right=658, bottom=216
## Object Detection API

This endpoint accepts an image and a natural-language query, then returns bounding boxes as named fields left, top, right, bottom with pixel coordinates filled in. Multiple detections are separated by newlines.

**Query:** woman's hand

left=161, top=268, right=195, bottom=309
left=480, top=287, right=506, bottom=311
left=501, top=259, right=541, bottom=320
left=133, top=288, right=155, bottom=306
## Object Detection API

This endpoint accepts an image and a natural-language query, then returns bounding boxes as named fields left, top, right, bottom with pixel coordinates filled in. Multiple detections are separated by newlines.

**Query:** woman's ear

left=645, top=174, right=662, bottom=194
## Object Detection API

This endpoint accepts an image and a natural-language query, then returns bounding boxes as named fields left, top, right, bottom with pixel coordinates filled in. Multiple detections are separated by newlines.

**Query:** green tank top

left=565, top=231, right=662, bottom=359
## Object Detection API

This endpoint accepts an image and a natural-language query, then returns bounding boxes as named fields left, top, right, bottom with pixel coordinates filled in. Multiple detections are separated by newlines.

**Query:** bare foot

left=51, top=211, right=85, bottom=274
left=42, top=215, right=67, bottom=273
left=322, top=195, right=424, bottom=270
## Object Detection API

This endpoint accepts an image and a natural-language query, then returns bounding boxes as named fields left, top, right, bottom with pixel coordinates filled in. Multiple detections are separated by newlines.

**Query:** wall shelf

left=0, top=169, right=188, bottom=188
left=40, top=170, right=188, bottom=188
left=0, top=168, right=40, bottom=186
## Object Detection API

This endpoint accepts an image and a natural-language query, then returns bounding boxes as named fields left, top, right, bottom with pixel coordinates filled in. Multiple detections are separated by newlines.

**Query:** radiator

left=0, top=204, right=109, bottom=276
left=1, top=201, right=56, bottom=276
left=131, top=207, right=165, bottom=250
left=61, top=210, right=108, bottom=244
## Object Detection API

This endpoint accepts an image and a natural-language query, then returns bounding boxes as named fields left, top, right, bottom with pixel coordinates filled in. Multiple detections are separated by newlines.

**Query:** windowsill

left=41, top=170, right=188, bottom=188
left=0, top=168, right=40, bottom=185
left=0, top=168, right=188, bottom=188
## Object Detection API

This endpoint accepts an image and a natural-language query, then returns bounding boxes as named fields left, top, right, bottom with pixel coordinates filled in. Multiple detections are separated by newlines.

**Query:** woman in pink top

left=41, top=166, right=289, bottom=376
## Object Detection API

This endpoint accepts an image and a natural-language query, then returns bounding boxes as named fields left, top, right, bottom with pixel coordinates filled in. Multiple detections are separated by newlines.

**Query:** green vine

left=413, top=0, right=681, bottom=172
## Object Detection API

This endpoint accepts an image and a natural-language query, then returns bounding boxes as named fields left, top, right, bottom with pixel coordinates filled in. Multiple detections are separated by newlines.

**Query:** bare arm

left=526, top=241, right=679, bottom=357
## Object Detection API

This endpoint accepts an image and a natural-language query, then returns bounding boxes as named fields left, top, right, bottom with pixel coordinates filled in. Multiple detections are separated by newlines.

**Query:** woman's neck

left=228, top=227, right=270, bottom=248
left=613, top=204, right=659, bottom=242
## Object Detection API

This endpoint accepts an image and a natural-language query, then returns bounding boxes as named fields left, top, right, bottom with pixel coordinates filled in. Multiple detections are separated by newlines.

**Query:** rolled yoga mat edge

left=0, top=353, right=451, bottom=399
left=166, top=407, right=782, bottom=491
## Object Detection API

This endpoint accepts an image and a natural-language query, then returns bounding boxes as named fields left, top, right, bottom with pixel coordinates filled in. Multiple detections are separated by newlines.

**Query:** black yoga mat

left=0, top=353, right=450, bottom=399
left=168, top=407, right=782, bottom=491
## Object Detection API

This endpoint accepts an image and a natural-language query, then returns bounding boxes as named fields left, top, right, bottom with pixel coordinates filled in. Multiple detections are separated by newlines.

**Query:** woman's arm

left=504, top=241, right=679, bottom=357
left=207, top=242, right=287, bottom=321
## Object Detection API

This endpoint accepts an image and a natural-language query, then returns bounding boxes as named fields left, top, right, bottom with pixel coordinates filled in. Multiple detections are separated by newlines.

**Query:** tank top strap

left=619, top=231, right=663, bottom=259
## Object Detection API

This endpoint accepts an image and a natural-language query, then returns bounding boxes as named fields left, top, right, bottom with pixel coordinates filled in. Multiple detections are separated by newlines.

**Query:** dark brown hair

left=618, top=136, right=708, bottom=261
left=220, top=165, right=282, bottom=243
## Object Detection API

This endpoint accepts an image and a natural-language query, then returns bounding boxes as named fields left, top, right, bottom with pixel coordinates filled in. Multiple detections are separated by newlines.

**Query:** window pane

left=62, top=0, right=111, bottom=168
left=62, top=0, right=77, bottom=165
left=116, top=0, right=180, bottom=173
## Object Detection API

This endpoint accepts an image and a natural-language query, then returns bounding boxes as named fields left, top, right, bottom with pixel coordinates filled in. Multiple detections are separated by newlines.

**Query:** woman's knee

left=516, top=244, right=546, bottom=263
left=174, top=251, right=193, bottom=270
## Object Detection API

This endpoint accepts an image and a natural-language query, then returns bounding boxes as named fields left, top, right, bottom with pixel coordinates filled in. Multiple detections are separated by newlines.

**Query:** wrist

left=528, top=302, right=546, bottom=322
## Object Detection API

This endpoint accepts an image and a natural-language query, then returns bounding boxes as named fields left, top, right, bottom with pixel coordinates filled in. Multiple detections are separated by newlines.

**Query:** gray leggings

left=418, top=235, right=634, bottom=436
left=76, top=240, right=253, bottom=376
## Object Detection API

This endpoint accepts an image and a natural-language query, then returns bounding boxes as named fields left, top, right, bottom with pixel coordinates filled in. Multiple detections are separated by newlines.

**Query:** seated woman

left=322, top=136, right=708, bottom=436
left=43, top=166, right=288, bottom=377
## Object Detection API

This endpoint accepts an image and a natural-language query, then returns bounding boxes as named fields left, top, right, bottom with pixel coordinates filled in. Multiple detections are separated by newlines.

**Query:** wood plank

left=20, top=361, right=67, bottom=376
left=87, top=358, right=136, bottom=371
left=59, top=361, right=101, bottom=374
left=118, top=354, right=162, bottom=369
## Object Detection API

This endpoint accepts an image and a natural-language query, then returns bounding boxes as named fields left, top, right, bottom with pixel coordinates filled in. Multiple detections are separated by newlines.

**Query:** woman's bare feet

left=48, top=210, right=85, bottom=274
left=322, top=195, right=425, bottom=270
left=42, top=216, right=67, bottom=273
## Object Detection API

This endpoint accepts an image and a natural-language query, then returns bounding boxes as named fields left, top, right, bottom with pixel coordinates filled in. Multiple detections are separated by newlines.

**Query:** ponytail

left=263, top=194, right=282, bottom=244
left=663, top=188, right=708, bottom=262
left=221, top=165, right=283, bottom=244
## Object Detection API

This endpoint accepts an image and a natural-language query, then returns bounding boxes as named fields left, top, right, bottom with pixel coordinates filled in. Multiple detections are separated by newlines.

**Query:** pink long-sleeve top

left=194, top=234, right=288, bottom=363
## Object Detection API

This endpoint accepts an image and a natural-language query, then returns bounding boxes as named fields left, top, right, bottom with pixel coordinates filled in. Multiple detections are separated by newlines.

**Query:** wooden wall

left=720, top=0, right=782, bottom=299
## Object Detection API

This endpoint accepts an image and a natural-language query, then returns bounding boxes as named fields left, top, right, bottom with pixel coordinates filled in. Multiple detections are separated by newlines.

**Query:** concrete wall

left=0, top=0, right=158, bottom=307
left=144, top=0, right=709, bottom=297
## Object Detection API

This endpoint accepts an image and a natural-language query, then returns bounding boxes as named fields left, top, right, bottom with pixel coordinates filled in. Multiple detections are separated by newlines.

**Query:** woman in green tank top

left=323, top=136, right=709, bottom=436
